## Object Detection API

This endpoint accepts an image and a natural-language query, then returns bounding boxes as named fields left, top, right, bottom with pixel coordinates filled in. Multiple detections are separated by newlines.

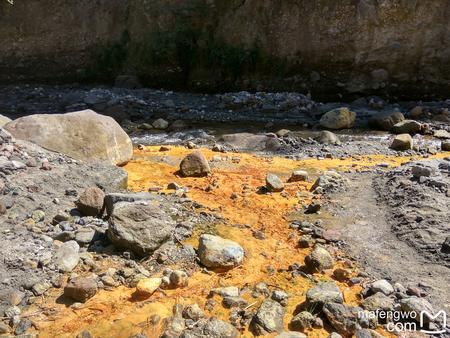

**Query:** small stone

left=271, top=290, right=289, bottom=305
left=333, top=268, right=351, bottom=281
left=53, top=240, right=80, bottom=272
left=198, top=234, right=244, bottom=269
left=222, top=296, right=248, bottom=308
left=266, top=173, right=284, bottom=192
left=276, top=129, right=290, bottom=137
left=75, top=186, right=105, bottom=216
left=182, top=304, right=205, bottom=321
left=316, top=130, right=340, bottom=144
left=0, top=322, right=9, bottom=334
left=441, top=140, right=450, bottom=151
left=276, top=332, right=307, bottom=338
left=168, top=270, right=188, bottom=289
left=289, top=311, right=316, bottom=331
left=305, top=245, right=334, bottom=271
left=362, top=292, right=395, bottom=312
left=320, top=107, right=356, bottom=130
left=370, top=279, right=394, bottom=295
left=210, top=286, right=239, bottom=298
left=391, top=120, right=422, bottom=134
left=15, top=318, right=32, bottom=335
left=4, top=305, right=21, bottom=318
left=179, top=151, right=210, bottom=177
left=64, top=277, right=98, bottom=302
left=305, top=201, right=321, bottom=214
left=31, top=209, right=45, bottom=222
left=135, top=278, right=162, bottom=297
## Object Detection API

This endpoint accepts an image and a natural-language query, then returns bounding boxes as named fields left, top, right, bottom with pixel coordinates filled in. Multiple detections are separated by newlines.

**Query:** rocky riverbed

left=0, top=86, right=449, bottom=338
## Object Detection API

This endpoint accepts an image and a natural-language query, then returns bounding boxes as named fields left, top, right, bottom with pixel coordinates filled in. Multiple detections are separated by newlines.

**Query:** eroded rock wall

left=1, top=0, right=450, bottom=98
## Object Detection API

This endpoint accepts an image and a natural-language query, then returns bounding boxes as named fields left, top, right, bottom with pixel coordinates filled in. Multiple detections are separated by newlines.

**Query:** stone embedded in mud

left=4, top=110, right=133, bottom=165
left=250, top=299, right=285, bottom=335
left=198, top=234, right=244, bottom=269
left=203, top=317, right=239, bottom=338
left=75, top=186, right=105, bottom=216
left=305, top=245, right=334, bottom=271
left=391, top=119, right=422, bottom=134
left=266, top=173, right=284, bottom=192
left=316, top=130, right=340, bottom=145
left=319, top=107, right=356, bottom=130
left=390, top=133, right=413, bottom=151
left=306, top=282, right=343, bottom=307
left=179, top=151, right=211, bottom=177
left=53, top=240, right=80, bottom=272
left=108, top=201, right=175, bottom=257
left=64, top=277, right=98, bottom=302
left=135, top=278, right=162, bottom=296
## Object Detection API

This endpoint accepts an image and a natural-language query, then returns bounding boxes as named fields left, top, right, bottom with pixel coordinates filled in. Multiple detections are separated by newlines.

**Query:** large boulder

left=198, top=234, right=244, bottom=269
left=320, top=108, right=356, bottom=130
left=179, top=151, right=211, bottom=177
left=108, top=201, right=176, bottom=257
left=4, top=110, right=133, bottom=165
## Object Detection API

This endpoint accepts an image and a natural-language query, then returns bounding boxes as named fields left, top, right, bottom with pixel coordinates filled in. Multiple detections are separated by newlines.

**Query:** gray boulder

left=198, top=234, right=244, bottom=269
left=266, top=173, right=284, bottom=192
left=370, top=279, right=394, bottom=295
left=179, top=151, right=211, bottom=177
left=108, top=201, right=176, bottom=257
left=306, top=282, right=343, bottom=307
left=320, top=107, right=356, bottom=130
left=390, top=134, right=413, bottom=151
left=250, top=299, right=285, bottom=335
left=391, top=120, right=422, bottom=134
left=316, top=130, right=340, bottom=145
left=53, top=240, right=80, bottom=272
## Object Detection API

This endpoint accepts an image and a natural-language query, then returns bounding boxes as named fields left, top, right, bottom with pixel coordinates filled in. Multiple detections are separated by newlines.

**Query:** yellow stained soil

left=31, top=147, right=449, bottom=338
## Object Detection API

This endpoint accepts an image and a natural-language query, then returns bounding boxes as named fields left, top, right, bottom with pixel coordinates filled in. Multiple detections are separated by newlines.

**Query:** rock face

left=197, top=234, right=244, bottom=269
left=3, top=1, right=450, bottom=97
left=320, top=108, right=356, bottom=130
left=108, top=202, right=176, bottom=257
left=250, top=299, right=285, bottom=335
left=4, top=110, right=133, bottom=165
left=390, top=134, right=413, bottom=151
left=179, top=151, right=211, bottom=177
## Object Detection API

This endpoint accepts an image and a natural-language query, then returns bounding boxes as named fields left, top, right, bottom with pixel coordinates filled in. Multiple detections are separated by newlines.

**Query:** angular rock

left=399, top=297, right=435, bottom=323
left=289, top=170, right=309, bottom=182
left=362, top=292, right=395, bottom=312
left=390, top=134, right=413, bottom=151
left=391, top=120, right=422, bottom=134
left=323, top=302, right=361, bottom=336
left=320, top=107, right=356, bottom=130
left=305, top=245, right=334, bottom=271
left=179, top=151, right=211, bottom=177
left=75, top=186, right=105, bottom=217
left=136, top=278, right=162, bottom=296
left=306, top=282, right=343, bottom=307
left=4, top=110, right=133, bottom=165
left=266, top=173, right=284, bottom=192
left=250, top=299, right=285, bottom=335
left=441, top=140, right=450, bottom=151
left=64, top=277, right=98, bottom=302
left=108, top=201, right=175, bottom=257
left=53, top=240, right=80, bottom=272
left=289, top=311, right=315, bottom=331
left=198, top=234, right=244, bottom=269
left=203, top=317, right=239, bottom=338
